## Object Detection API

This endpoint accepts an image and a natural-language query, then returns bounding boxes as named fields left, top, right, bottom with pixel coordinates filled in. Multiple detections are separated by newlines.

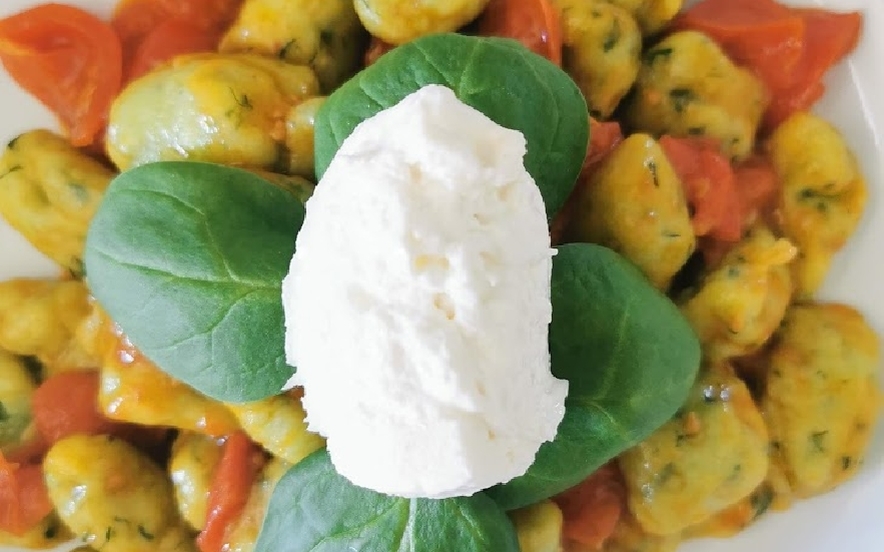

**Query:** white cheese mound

left=281, top=84, right=568, bottom=499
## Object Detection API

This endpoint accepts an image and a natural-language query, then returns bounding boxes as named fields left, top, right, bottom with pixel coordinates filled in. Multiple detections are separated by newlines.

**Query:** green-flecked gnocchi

left=168, top=432, right=224, bottom=531
left=553, top=0, right=642, bottom=118
left=602, top=514, right=680, bottom=552
left=684, top=481, right=776, bottom=539
left=509, top=500, right=564, bottom=552
left=605, top=0, right=683, bottom=35
left=768, top=112, right=868, bottom=296
left=0, top=350, right=35, bottom=453
left=226, top=393, right=325, bottom=466
left=565, top=133, right=695, bottom=290
left=220, top=0, right=366, bottom=92
left=627, top=31, right=768, bottom=160
left=106, top=54, right=319, bottom=171
left=0, top=514, right=72, bottom=550
left=619, top=367, right=769, bottom=535
left=0, top=279, right=92, bottom=370
left=354, top=0, right=491, bottom=45
left=680, top=225, right=796, bottom=361
left=763, top=303, right=881, bottom=499
left=0, top=130, right=114, bottom=275
left=43, top=435, right=196, bottom=552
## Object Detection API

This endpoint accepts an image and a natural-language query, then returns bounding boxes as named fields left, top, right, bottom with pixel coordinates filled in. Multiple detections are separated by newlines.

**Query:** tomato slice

left=197, top=432, right=264, bottom=552
left=673, top=0, right=805, bottom=90
left=3, top=437, right=48, bottom=466
left=112, top=0, right=242, bottom=49
left=695, top=153, right=781, bottom=265
left=0, top=3, right=122, bottom=146
left=765, top=80, right=824, bottom=129
left=128, top=19, right=222, bottom=80
left=31, top=370, right=168, bottom=455
left=764, top=9, right=861, bottom=128
left=585, top=117, right=624, bottom=172
left=0, top=453, right=53, bottom=536
left=734, top=154, right=779, bottom=224
left=477, top=0, right=563, bottom=65
left=675, top=0, right=863, bottom=131
left=553, top=463, right=625, bottom=549
left=794, top=8, right=862, bottom=84
left=552, top=117, right=624, bottom=245
left=365, top=36, right=395, bottom=66
left=660, top=136, right=743, bottom=243
left=31, top=371, right=120, bottom=443
left=112, top=0, right=242, bottom=80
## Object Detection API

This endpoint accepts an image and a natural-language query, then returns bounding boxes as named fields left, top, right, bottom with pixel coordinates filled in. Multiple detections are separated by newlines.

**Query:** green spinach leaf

left=313, top=33, right=589, bottom=221
left=488, top=243, right=701, bottom=510
left=257, top=449, right=520, bottom=552
left=83, top=162, right=304, bottom=403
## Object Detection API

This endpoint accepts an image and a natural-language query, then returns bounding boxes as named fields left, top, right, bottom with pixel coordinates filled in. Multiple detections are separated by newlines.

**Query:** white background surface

left=0, top=0, right=881, bottom=551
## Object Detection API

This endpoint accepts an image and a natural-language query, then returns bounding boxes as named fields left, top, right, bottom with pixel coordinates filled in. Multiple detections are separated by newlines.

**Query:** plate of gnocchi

left=0, top=0, right=882, bottom=552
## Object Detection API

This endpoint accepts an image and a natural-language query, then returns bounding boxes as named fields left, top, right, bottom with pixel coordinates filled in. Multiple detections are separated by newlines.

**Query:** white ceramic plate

left=1, top=0, right=882, bottom=551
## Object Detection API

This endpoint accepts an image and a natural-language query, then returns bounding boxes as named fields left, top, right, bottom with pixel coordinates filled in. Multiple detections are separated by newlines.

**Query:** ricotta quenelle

left=281, top=85, right=568, bottom=499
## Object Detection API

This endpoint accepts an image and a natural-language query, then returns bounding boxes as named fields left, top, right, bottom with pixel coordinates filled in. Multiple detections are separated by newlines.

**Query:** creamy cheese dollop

left=281, top=84, right=568, bottom=499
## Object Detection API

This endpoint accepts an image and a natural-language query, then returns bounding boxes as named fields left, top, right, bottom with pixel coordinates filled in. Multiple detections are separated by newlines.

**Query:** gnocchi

left=627, top=31, right=768, bottom=160
left=107, top=54, right=319, bottom=171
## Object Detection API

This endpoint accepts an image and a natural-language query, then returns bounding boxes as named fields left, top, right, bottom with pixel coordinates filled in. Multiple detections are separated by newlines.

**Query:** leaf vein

left=571, top=396, right=631, bottom=442
left=454, top=500, right=487, bottom=545
left=411, top=41, right=455, bottom=84
left=89, top=248, right=276, bottom=291
left=156, top=286, right=267, bottom=353
left=515, top=48, right=562, bottom=165
left=455, top=40, right=484, bottom=97
left=200, top=214, right=238, bottom=282
left=393, top=499, right=415, bottom=552
left=592, top=295, right=634, bottom=400
left=305, top=502, right=405, bottom=552
left=129, top=188, right=243, bottom=282
left=128, top=187, right=207, bottom=218
left=357, top=78, right=387, bottom=110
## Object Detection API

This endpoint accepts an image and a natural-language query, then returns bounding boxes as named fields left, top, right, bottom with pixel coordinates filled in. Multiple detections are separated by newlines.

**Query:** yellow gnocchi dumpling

left=763, top=303, right=881, bottom=499
left=619, top=367, right=769, bottom=535
left=627, top=31, right=768, bottom=160
left=768, top=112, right=868, bottom=296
